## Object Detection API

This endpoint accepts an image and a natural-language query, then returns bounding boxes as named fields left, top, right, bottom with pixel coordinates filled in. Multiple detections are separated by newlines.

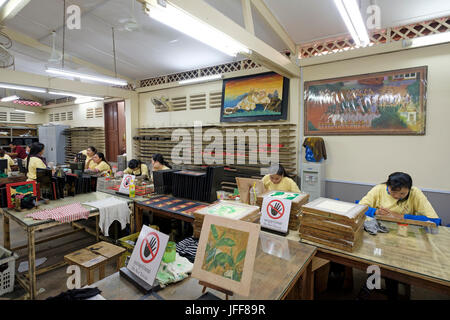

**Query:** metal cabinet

left=38, top=125, right=70, bottom=165
left=300, top=162, right=326, bottom=201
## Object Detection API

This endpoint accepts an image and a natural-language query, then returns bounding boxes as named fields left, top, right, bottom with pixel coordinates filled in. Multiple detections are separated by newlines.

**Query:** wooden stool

left=64, top=241, right=126, bottom=285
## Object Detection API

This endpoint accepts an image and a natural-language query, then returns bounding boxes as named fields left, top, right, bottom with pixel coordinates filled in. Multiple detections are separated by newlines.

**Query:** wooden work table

left=90, top=231, right=317, bottom=300
left=289, top=221, right=450, bottom=296
left=1, top=191, right=135, bottom=299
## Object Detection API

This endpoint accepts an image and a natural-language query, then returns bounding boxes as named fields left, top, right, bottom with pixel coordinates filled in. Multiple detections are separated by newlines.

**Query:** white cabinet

left=301, top=162, right=325, bottom=201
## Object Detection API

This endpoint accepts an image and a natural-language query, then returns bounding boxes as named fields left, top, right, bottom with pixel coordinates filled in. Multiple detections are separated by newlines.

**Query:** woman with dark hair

left=87, top=152, right=111, bottom=175
left=261, top=164, right=300, bottom=192
left=360, top=172, right=439, bottom=219
left=124, top=159, right=149, bottom=179
left=26, top=142, right=47, bottom=181
left=152, top=153, right=171, bottom=171
left=0, top=148, right=14, bottom=173
left=74, top=146, right=97, bottom=169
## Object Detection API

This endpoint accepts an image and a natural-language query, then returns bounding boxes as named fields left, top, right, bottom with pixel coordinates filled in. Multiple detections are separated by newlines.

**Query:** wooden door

left=104, top=101, right=126, bottom=162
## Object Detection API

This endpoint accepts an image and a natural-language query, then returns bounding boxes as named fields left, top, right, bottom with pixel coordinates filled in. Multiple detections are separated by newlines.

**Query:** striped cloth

left=25, top=203, right=90, bottom=223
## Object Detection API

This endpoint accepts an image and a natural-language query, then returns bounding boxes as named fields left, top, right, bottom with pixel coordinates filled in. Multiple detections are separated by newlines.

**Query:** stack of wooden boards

left=193, top=201, right=260, bottom=238
left=256, top=191, right=310, bottom=231
left=299, top=198, right=367, bottom=252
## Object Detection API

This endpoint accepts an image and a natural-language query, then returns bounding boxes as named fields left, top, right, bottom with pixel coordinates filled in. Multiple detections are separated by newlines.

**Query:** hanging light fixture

left=45, top=0, right=128, bottom=86
left=144, top=0, right=249, bottom=57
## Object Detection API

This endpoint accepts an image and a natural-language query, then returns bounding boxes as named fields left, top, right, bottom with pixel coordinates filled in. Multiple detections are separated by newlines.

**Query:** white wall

left=302, top=43, right=450, bottom=191
left=43, top=101, right=105, bottom=127
left=0, top=106, right=45, bottom=124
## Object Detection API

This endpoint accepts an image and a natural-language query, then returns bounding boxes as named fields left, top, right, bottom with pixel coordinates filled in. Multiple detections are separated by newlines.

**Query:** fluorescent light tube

left=14, top=109, right=35, bottom=114
left=1, top=95, right=20, bottom=102
left=146, top=3, right=249, bottom=57
left=0, top=83, right=47, bottom=93
left=179, top=74, right=222, bottom=85
left=48, top=91, right=104, bottom=100
left=403, top=32, right=450, bottom=48
left=334, top=0, right=370, bottom=47
left=46, top=68, right=128, bottom=86
left=0, top=0, right=7, bottom=8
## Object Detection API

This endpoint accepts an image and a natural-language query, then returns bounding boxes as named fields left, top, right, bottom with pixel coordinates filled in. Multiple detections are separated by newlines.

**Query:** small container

left=129, top=184, right=136, bottom=198
left=162, top=241, right=176, bottom=263
left=397, top=223, right=409, bottom=237
left=216, top=190, right=226, bottom=200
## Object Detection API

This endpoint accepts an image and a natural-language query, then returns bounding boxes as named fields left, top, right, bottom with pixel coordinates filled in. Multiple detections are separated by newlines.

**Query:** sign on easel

left=126, top=225, right=169, bottom=288
left=119, top=174, right=135, bottom=195
left=260, top=196, right=291, bottom=234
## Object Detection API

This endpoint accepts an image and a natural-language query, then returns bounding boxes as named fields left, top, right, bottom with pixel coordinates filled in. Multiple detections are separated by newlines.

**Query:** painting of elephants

left=220, top=72, right=289, bottom=122
left=304, top=66, right=427, bottom=135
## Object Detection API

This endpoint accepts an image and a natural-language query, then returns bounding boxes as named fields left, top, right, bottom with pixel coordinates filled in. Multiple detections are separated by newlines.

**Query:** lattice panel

left=209, top=91, right=222, bottom=108
left=67, top=111, right=73, bottom=121
left=139, top=59, right=262, bottom=88
left=0, top=112, right=7, bottom=122
left=189, top=93, right=207, bottom=110
left=299, top=17, right=450, bottom=58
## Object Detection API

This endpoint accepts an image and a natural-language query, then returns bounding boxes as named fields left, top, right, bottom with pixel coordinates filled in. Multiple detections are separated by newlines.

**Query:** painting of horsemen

left=304, top=66, right=427, bottom=135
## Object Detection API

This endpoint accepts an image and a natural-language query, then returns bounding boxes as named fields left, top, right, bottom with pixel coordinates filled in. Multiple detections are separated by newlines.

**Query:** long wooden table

left=291, top=221, right=450, bottom=296
left=90, top=231, right=317, bottom=300
left=1, top=191, right=135, bottom=299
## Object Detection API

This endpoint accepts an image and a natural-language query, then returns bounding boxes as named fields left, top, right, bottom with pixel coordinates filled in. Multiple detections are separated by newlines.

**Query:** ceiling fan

left=118, top=0, right=141, bottom=32
left=0, top=27, right=14, bottom=69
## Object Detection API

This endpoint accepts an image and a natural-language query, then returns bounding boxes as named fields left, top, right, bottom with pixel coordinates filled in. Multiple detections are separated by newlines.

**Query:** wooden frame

left=6, top=181, right=37, bottom=209
left=220, top=72, right=289, bottom=123
left=304, top=66, right=428, bottom=135
left=192, top=215, right=260, bottom=297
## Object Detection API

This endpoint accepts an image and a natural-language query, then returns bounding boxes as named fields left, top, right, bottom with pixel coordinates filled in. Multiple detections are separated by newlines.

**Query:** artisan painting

left=220, top=72, right=289, bottom=122
left=6, top=181, right=37, bottom=208
left=192, top=215, right=260, bottom=297
left=196, top=201, right=259, bottom=220
left=304, top=66, right=427, bottom=135
left=201, top=224, right=249, bottom=282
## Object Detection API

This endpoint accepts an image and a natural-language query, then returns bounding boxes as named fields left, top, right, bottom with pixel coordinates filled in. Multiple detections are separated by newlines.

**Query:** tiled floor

left=0, top=214, right=448, bottom=300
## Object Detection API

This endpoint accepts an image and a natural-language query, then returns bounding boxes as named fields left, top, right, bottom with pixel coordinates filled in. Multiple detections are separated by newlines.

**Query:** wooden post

left=3, top=213, right=10, bottom=250
left=28, top=228, right=36, bottom=299
left=95, top=215, right=99, bottom=242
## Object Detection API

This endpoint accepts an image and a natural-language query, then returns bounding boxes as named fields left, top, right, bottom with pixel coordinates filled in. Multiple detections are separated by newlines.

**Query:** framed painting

left=6, top=181, right=37, bottom=208
left=304, top=66, right=427, bottom=135
left=192, top=215, right=260, bottom=297
left=220, top=72, right=289, bottom=122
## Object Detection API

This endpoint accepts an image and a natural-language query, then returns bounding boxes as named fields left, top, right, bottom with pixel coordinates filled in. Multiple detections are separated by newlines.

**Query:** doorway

left=104, top=101, right=126, bottom=162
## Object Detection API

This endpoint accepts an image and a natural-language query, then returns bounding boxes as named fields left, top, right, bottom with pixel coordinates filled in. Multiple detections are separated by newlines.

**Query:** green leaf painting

left=269, top=191, right=300, bottom=200
left=202, top=224, right=250, bottom=283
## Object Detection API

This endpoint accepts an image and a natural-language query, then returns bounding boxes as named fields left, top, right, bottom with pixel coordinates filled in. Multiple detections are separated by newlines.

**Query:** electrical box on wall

left=300, top=162, right=325, bottom=201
